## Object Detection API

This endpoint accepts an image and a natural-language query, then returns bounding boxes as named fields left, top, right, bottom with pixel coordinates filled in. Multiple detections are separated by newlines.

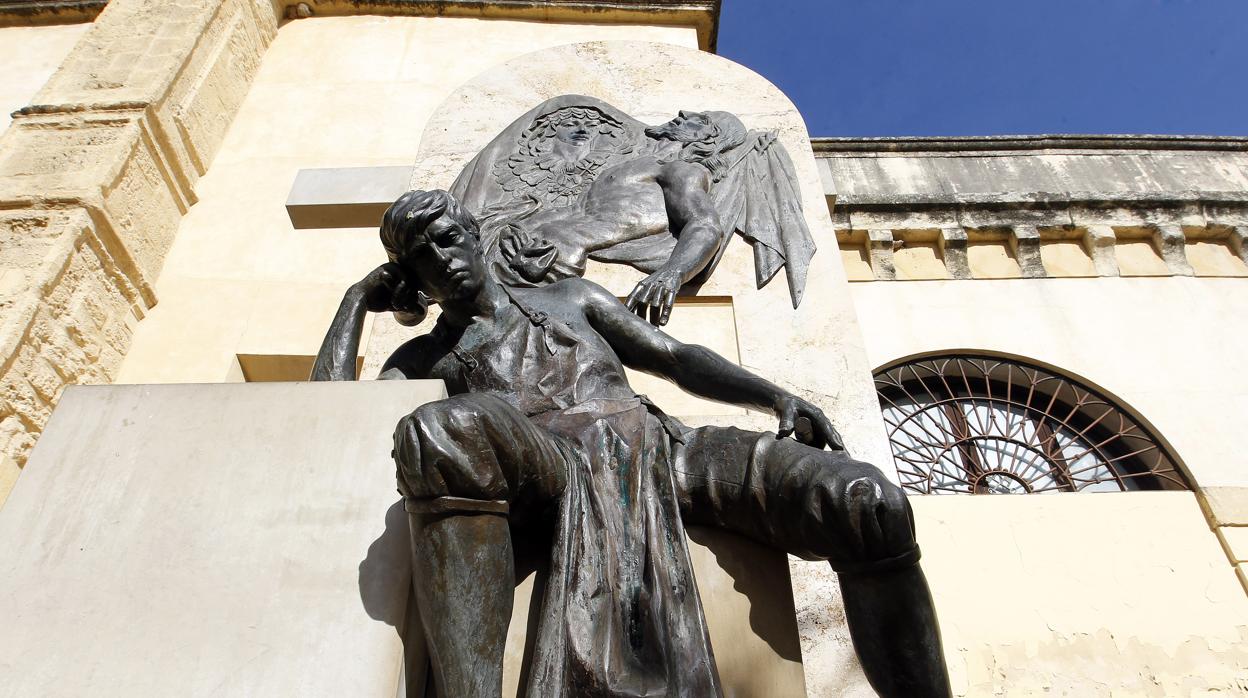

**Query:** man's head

left=645, top=110, right=748, bottom=182
left=380, top=189, right=487, bottom=305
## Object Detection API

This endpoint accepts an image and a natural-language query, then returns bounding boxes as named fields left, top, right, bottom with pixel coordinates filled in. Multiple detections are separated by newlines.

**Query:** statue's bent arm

left=310, top=282, right=371, bottom=382
left=655, top=160, right=724, bottom=283
left=579, top=279, right=842, bottom=448
left=625, top=161, right=724, bottom=326
left=311, top=263, right=411, bottom=382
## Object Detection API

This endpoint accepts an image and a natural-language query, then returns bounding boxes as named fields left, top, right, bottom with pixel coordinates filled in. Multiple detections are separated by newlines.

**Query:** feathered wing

left=710, top=133, right=816, bottom=308
left=450, top=94, right=647, bottom=214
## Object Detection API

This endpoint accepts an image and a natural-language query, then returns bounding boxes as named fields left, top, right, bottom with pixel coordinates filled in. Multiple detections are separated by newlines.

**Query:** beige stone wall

left=848, top=274, right=1248, bottom=694
left=0, top=22, right=90, bottom=133
left=917, top=492, right=1248, bottom=696
left=850, top=276, right=1248, bottom=493
left=804, top=491, right=1248, bottom=696
left=0, top=0, right=279, bottom=505
left=116, top=16, right=700, bottom=386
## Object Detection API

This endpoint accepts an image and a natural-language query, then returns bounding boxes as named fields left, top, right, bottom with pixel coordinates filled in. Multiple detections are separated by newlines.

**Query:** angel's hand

left=774, top=393, right=845, bottom=451
left=501, top=227, right=558, bottom=283
left=626, top=268, right=683, bottom=326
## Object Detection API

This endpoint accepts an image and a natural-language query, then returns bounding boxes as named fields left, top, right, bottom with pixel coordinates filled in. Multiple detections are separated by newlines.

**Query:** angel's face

left=554, top=116, right=595, bottom=146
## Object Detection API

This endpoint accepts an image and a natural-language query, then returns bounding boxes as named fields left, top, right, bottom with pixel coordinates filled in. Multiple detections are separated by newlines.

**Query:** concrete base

left=0, top=381, right=807, bottom=696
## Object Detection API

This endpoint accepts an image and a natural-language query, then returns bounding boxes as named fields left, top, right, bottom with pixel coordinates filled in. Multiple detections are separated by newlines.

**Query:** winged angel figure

left=449, top=95, right=816, bottom=325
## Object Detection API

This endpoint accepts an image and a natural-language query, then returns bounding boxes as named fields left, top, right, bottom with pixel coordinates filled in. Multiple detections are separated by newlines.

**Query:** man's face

left=651, top=111, right=714, bottom=143
left=397, top=213, right=485, bottom=304
left=553, top=115, right=594, bottom=146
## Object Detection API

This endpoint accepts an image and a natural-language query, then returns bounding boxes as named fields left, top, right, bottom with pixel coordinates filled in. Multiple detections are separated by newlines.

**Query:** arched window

left=874, top=354, right=1189, bottom=495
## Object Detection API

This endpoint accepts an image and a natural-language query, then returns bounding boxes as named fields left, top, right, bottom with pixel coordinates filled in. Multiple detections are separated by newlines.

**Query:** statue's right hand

left=355, top=263, right=407, bottom=313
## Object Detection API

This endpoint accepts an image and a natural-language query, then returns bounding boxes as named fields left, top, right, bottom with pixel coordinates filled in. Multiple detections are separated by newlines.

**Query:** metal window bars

left=874, top=355, right=1189, bottom=495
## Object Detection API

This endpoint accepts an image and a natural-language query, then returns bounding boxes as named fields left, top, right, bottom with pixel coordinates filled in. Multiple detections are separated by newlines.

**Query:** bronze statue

left=312, top=190, right=950, bottom=697
left=451, top=96, right=817, bottom=325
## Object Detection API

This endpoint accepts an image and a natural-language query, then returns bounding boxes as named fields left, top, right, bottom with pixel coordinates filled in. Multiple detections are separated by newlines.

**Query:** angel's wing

left=450, top=94, right=646, bottom=214
left=710, top=132, right=816, bottom=308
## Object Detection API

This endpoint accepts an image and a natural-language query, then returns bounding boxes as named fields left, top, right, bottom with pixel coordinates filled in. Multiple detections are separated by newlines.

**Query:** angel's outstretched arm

left=625, top=161, right=723, bottom=325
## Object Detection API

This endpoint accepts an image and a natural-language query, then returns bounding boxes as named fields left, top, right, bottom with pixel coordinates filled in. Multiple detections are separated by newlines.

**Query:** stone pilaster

left=0, top=0, right=277, bottom=493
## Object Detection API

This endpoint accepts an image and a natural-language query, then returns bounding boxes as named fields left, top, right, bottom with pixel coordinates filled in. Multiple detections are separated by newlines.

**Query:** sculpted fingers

left=806, top=407, right=845, bottom=451
left=362, top=263, right=404, bottom=312
left=776, top=399, right=797, bottom=438
left=657, top=288, right=675, bottom=326
left=821, top=418, right=846, bottom=451
left=794, top=416, right=820, bottom=449
left=627, top=278, right=657, bottom=313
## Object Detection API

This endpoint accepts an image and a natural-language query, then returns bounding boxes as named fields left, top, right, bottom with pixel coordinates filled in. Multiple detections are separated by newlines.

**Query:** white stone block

left=0, top=380, right=446, bottom=697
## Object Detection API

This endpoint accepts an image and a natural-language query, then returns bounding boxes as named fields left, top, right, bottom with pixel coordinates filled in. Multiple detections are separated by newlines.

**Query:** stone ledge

left=813, top=134, right=1248, bottom=154
left=835, top=222, right=1248, bottom=283
left=285, top=165, right=414, bottom=228
left=0, top=0, right=105, bottom=27
left=298, top=0, right=720, bottom=50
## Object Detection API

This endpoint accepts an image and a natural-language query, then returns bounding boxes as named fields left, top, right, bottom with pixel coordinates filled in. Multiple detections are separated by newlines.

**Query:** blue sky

left=718, top=0, right=1247, bottom=137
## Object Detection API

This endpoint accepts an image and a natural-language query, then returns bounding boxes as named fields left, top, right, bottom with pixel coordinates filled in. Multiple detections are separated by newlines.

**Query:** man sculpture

left=451, top=96, right=817, bottom=324
left=312, top=189, right=951, bottom=697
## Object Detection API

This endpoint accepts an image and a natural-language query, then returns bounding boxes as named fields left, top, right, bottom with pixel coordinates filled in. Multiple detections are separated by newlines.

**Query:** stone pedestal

left=0, top=381, right=443, bottom=697
left=0, top=380, right=808, bottom=696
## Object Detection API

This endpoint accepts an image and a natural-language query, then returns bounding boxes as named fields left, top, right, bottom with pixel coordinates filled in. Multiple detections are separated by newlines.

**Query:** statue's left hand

left=774, top=394, right=845, bottom=451
left=626, top=268, right=683, bottom=326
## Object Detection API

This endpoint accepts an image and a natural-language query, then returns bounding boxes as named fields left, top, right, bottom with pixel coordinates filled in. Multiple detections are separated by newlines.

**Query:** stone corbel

left=1228, top=225, right=1248, bottom=265
left=1153, top=224, right=1195, bottom=276
left=1009, top=225, right=1046, bottom=278
left=867, top=229, right=897, bottom=281
left=938, top=227, right=971, bottom=279
left=1083, top=225, right=1120, bottom=277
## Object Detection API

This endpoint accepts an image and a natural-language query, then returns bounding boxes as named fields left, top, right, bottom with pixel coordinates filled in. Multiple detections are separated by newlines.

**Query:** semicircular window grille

left=874, top=355, right=1189, bottom=495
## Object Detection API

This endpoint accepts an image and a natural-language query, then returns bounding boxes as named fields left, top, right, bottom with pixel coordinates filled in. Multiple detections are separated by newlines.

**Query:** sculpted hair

left=531, top=106, right=618, bottom=140
left=379, top=189, right=480, bottom=263
left=680, top=111, right=748, bottom=183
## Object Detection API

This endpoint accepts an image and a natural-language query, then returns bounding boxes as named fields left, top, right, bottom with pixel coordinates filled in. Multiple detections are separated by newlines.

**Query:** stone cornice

left=0, top=1, right=721, bottom=49
left=0, top=0, right=106, bottom=25
left=297, top=0, right=720, bottom=50
left=812, top=134, right=1248, bottom=154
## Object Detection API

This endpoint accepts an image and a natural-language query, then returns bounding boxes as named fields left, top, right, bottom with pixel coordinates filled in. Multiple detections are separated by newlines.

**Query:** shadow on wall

left=687, top=525, right=805, bottom=663
left=359, top=500, right=430, bottom=696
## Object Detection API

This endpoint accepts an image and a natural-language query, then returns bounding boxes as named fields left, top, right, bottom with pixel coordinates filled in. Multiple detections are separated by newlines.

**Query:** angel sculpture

left=449, top=95, right=816, bottom=325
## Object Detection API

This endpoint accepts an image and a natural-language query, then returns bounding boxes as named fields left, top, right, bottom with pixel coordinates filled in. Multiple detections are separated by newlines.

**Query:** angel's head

left=647, top=110, right=749, bottom=182
left=526, top=106, right=627, bottom=160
